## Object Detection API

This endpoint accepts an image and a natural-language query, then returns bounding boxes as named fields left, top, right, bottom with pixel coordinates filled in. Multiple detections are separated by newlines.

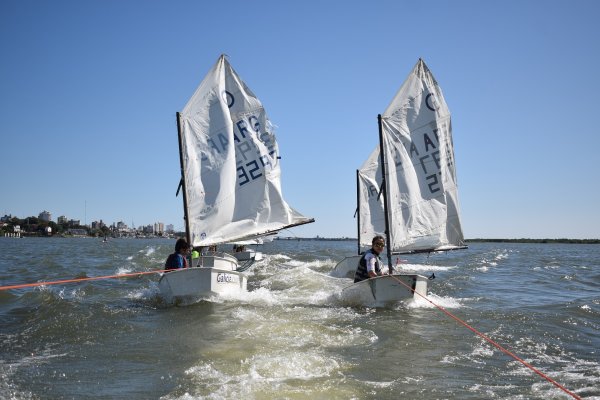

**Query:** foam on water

left=246, top=351, right=341, bottom=380
left=263, top=253, right=291, bottom=263
left=56, top=286, right=86, bottom=302
left=405, top=293, right=464, bottom=310
left=159, top=297, right=369, bottom=399
left=141, top=246, right=156, bottom=257
left=217, top=286, right=279, bottom=306
left=115, top=266, right=133, bottom=275
left=2, top=239, right=599, bottom=399
left=230, top=306, right=377, bottom=349
left=246, top=259, right=348, bottom=307
left=178, top=353, right=346, bottom=400
left=395, top=263, right=456, bottom=273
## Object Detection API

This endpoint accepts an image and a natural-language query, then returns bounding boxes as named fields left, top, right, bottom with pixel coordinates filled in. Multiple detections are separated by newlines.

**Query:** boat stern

left=342, top=273, right=428, bottom=306
left=158, top=257, right=248, bottom=304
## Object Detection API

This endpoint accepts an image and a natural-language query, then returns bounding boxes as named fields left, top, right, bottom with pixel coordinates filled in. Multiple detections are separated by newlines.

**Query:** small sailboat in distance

left=334, top=58, right=467, bottom=305
left=159, top=55, right=314, bottom=303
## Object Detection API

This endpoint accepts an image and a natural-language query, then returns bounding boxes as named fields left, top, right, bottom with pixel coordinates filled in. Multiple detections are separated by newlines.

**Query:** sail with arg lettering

left=335, top=58, right=466, bottom=305
left=159, top=55, right=314, bottom=304
left=178, top=55, right=314, bottom=247
left=378, top=58, right=465, bottom=254
left=356, top=59, right=465, bottom=255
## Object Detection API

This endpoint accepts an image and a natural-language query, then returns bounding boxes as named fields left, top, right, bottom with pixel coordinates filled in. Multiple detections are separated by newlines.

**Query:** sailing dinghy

left=159, top=55, right=314, bottom=303
left=335, top=58, right=466, bottom=305
left=228, top=234, right=277, bottom=270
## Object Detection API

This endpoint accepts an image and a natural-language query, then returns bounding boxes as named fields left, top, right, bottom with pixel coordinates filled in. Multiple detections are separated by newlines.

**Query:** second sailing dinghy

left=159, top=55, right=314, bottom=303
left=228, top=233, right=277, bottom=270
left=335, top=58, right=466, bottom=305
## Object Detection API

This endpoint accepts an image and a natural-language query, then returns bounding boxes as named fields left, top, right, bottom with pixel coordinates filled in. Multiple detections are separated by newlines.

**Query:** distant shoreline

left=4, top=236, right=599, bottom=244
left=274, top=237, right=600, bottom=244
left=465, top=238, right=600, bottom=244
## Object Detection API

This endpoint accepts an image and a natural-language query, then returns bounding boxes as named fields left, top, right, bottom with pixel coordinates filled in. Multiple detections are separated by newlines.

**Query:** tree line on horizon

left=465, top=238, right=600, bottom=244
left=276, top=237, right=600, bottom=244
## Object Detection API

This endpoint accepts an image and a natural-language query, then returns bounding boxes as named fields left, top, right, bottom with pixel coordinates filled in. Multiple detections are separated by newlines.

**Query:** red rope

left=389, top=273, right=582, bottom=399
left=0, top=269, right=169, bottom=291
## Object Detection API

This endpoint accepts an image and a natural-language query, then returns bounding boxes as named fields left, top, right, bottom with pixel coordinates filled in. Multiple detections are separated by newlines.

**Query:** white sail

left=380, top=58, right=465, bottom=253
left=357, top=147, right=385, bottom=249
left=179, top=55, right=313, bottom=247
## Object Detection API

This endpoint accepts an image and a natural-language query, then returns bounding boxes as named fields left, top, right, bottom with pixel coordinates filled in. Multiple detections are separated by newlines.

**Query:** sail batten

left=179, top=55, right=313, bottom=247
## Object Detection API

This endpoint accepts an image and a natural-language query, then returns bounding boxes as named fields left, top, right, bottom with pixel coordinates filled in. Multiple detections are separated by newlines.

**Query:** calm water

left=0, top=237, right=599, bottom=399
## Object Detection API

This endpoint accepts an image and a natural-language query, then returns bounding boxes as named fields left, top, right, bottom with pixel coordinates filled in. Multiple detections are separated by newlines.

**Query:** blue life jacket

left=164, top=253, right=187, bottom=270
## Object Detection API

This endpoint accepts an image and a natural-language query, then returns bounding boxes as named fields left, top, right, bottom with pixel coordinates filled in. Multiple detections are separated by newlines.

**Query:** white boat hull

left=331, top=255, right=362, bottom=279
left=233, top=249, right=263, bottom=262
left=158, top=254, right=247, bottom=303
left=342, top=274, right=428, bottom=306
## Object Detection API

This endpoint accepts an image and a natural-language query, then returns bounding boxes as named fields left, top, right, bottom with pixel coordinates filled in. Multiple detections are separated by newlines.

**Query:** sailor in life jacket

left=354, top=236, right=386, bottom=283
left=164, top=238, right=190, bottom=271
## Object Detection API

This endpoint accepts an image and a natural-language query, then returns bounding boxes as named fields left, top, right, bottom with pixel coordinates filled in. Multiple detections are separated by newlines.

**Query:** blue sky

left=1, top=0, right=599, bottom=239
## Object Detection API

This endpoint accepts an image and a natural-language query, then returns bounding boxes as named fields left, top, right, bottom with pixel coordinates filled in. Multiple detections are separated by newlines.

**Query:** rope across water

left=387, top=273, right=582, bottom=399
left=0, top=266, right=584, bottom=398
left=0, top=269, right=168, bottom=291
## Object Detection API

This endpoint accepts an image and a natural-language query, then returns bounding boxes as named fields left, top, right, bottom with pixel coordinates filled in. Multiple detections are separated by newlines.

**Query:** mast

left=176, top=112, right=192, bottom=245
left=377, top=114, right=394, bottom=273
left=355, top=169, right=361, bottom=255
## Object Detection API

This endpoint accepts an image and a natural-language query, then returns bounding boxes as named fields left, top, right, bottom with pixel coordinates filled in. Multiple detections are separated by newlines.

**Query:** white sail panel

left=357, top=147, right=385, bottom=249
left=381, top=59, right=465, bottom=253
left=180, top=55, right=313, bottom=247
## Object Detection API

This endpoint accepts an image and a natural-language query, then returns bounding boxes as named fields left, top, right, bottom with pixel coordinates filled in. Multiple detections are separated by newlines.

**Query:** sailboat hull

left=331, top=255, right=362, bottom=279
left=233, top=249, right=263, bottom=262
left=158, top=255, right=247, bottom=303
left=342, top=274, right=428, bottom=306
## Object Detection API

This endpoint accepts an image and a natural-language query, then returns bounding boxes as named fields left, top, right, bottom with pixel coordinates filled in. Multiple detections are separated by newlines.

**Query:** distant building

left=154, top=222, right=164, bottom=234
left=39, top=210, right=52, bottom=222
left=57, top=215, right=68, bottom=224
left=166, top=224, right=174, bottom=233
left=91, top=220, right=106, bottom=229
